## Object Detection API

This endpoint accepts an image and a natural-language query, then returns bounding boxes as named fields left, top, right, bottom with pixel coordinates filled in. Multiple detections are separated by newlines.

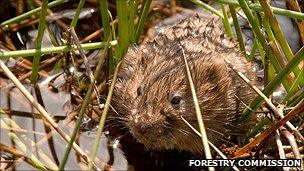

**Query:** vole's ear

left=192, top=58, right=232, bottom=93
left=208, top=60, right=232, bottom=92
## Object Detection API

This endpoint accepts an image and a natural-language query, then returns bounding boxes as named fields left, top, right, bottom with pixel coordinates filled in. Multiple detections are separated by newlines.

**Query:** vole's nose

left=131, top=114, right=165, bottom=136
left=133, top=117, right=151, bottom=134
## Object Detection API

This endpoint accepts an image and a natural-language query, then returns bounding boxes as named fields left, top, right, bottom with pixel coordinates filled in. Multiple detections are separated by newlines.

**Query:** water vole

left=108, top=14, right=257, bottom=154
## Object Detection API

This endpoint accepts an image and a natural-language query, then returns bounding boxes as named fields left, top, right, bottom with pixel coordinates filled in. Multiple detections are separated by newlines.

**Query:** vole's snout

left=130, top=113, right=166, bottom=138
left=133, top=117, right=152, bottom=134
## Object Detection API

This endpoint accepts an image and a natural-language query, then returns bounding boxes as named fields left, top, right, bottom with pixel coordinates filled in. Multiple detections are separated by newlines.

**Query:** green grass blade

left=240, top=46, right=304, bottom=122
left=87, top=61, right=121, bottom=170
left=134, top=0, right=152, bottom=43
left=181, top=48, right=214, bottom=170
left=262, top=16, right=291, bottom=90
left=191, top=0, right=223, bottom=18
left=0, top=41, right=117, bottom=59
left=221, top=4, right=233, bottom=38
left=116, top=0, right=130, bottom=60
left=99, top=0, right=111, bottom=39
left=8, top=133, right=48, bottom=171
left=0, top=0, right=65, bottom=27
left=58, top=38, right=112, bottom=170
left=283, top=68, right=304, bottom=103
left=258, top=0, right=302, bottom=84
left=129, top=0, right=136, bottom=43
left=288, top=91, right=304, bottom=107
left=209, top=0, right=304, bottom=20
left=70, top=0, right=86, bottom=28
left=229, top=5, right=246, bottom=55
left=30, top=0, right=49, bottom=83
left=248, top=38, right=257, bottom=61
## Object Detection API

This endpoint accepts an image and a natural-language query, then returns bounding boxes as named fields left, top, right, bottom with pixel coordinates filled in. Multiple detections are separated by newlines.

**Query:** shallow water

left=0, top=78, right=127, bottom=170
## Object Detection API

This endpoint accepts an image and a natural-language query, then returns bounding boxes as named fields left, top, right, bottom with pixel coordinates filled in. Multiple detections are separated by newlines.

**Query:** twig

left=224, top=58, right=303, bottom=140
left=0, top=60, right=93, bottom=168
left=281, top=127, right=304, bottom=170
left=58, top=36, right=112, bottom=170
left=181, top=47, right=214, bottom=171
left=80, top=29, right=102, bottom=43
left=240, top=46, right=304, bottom=122
left=234, top=101, right=304, bottom=156
left=274, top=130, right=289, bottom=171
left=181, top=116, right=240, bottom=171
left=0, top=143, right=42, bottom=170
left=87, top=61, right=122, bottom=170
left=280, top=127, right=302, bottom=159
left=8, top=133, right=48, bottom=171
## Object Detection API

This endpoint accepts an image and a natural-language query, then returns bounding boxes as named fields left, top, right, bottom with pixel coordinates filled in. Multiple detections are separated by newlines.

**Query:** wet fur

left=107, top=15, right=257, bottom=154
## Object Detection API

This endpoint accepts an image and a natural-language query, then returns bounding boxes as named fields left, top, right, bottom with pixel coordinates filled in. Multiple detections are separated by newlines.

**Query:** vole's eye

left=137, top=85, right=144, bottom=96
left=170, top=94, right=181, bottom=107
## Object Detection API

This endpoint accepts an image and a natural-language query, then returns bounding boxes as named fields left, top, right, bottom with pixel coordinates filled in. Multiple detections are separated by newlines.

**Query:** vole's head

left=111, top=43, right=238, bottom=153
left=109, top=15, right=256, bottom=153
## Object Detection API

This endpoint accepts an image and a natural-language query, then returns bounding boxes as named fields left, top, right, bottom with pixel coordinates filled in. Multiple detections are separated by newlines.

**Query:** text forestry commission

left=188, top=159, right=302, bottom=167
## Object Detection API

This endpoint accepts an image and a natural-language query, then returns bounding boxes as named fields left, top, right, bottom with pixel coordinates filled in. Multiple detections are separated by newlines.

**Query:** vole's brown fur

left=108, top=15, right=257, bottom=154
